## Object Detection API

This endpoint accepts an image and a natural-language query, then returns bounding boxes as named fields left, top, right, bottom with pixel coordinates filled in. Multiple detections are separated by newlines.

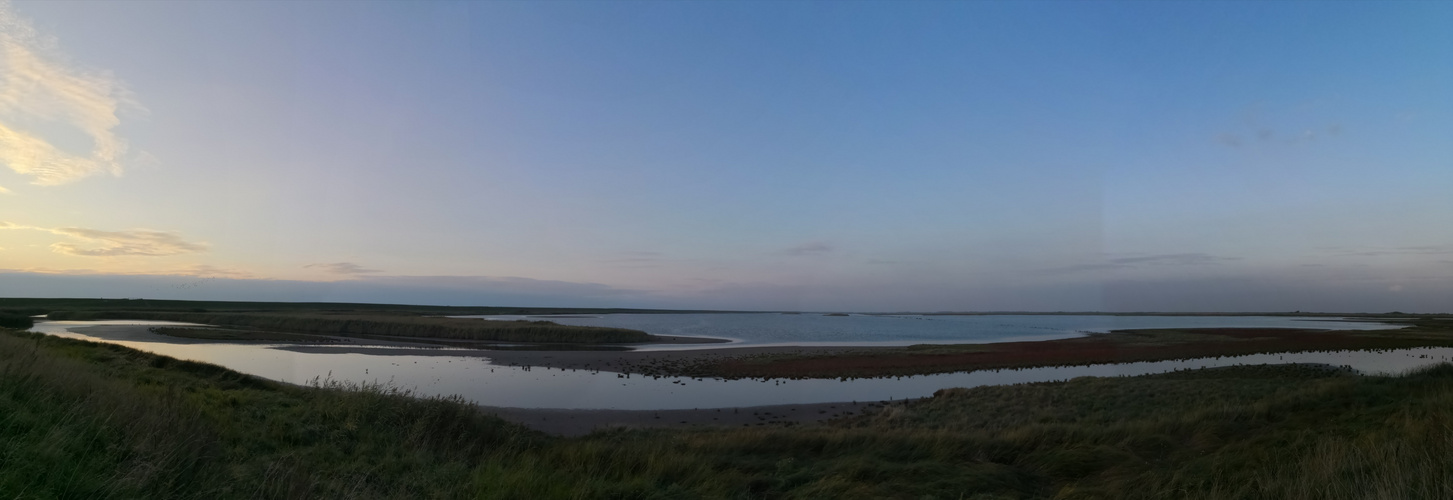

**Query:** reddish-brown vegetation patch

left=706, top=327, right=1453, bottom=379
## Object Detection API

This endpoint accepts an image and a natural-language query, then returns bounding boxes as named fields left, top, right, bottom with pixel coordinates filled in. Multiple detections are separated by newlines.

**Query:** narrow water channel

left=30, top=320, right=1453, bottom=410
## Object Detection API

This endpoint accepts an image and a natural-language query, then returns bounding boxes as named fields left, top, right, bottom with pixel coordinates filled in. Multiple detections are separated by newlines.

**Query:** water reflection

left=459, top=313, right=1405, bottom=348
left=30, top=320, right=1452, bottom=410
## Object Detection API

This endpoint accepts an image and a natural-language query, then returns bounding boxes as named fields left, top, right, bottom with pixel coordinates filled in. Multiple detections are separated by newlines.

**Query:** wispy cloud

left=1216, top=101, right=1345, bottom=150
left=305, top=262, right=383, bottom=275
left=598, top=251, right=668, bottom=268
left=1109, top=253, right=1239, bottom=266
left=174, top=264, right=253, bottom=279
left=49, top=228, right=206, bottom=257
left=1327, top=246, right=1453, bottom=258
left=357, top=275, right=646, bottom=300
left=0, top=263, right=249, bottom=278
left=781, top=241, right=834, bottom=256
left=1216, top=133, right=1242, bottom=147
left=1039, top=262, right=1131, bottom=274
left=1215, top=125, right=1339, bottom=148
left=1039, top=253, right=1239, bottom=275
left=0, top=222, right=207, bottom=257
left=0, top=3, right=137, bottom=190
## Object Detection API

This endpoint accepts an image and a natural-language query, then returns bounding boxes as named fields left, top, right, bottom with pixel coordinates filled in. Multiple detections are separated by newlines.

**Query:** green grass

left=5, top=327, right=1453, bottom=499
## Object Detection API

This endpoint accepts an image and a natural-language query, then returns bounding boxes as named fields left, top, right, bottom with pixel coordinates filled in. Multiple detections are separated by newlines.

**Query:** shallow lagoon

left=460, top=313, right=1404, bottom=348
left=29, top=317, right=1451, bottom=410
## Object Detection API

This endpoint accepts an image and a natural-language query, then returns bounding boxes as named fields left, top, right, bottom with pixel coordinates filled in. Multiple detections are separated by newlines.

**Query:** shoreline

left=52, top=321, right=1453, bottom=382
left=37, top=321, right=1453, bottom=437
left=288, top=325, right=1453, bottom=380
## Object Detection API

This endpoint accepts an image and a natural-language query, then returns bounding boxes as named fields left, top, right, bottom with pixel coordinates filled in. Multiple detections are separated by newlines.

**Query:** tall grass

left=0, top=328, right=541, bottom=498
left=5, top=327, right=1453, bottom=499
left=46, top=310, right=653, bottom=343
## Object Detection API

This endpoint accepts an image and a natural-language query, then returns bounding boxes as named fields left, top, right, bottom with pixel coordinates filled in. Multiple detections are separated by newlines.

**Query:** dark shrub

left=0, top=311, right=34, bottom=329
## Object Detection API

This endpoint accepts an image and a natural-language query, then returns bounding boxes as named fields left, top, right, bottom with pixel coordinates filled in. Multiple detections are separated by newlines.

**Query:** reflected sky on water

left=458, top=313, right=1405, bottom=348
left=30, top=319, right=1448, bottom=410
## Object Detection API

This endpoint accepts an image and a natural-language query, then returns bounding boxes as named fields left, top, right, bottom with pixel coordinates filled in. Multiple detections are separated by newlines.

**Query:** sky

left=1, top=1, right=1450, bottom=312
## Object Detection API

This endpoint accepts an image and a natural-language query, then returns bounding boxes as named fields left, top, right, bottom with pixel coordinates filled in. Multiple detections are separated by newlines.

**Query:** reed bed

left=149, top=326, right=335, bottom=342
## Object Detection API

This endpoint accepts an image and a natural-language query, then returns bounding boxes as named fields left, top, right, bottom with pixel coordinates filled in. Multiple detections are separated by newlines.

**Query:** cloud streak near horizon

left=2, top=267, right=1450, bottom=314
left=1039, top=253, right=1241, bottom=275
left=0, top=222, right=208, bottom=257
left=0, top=2, right=136, bottom=191
left=305, top=262, right=384, bottom=275
left=781, top=241, right=834, bottom=257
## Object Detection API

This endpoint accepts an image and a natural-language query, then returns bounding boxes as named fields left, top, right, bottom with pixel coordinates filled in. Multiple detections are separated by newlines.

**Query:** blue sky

left=1, top=1, right=1450, bottom=312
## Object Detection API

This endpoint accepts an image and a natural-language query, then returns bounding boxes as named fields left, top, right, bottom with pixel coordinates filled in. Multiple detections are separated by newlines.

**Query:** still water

left=29, top=317, right=1447, bottom=411
left=460, top=313, right=1404, bottom=348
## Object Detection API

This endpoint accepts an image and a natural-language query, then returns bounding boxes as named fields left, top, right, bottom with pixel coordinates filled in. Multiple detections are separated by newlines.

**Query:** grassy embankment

left=44, top=310, right=653, bottom=344
left=632, top=319, right=1453, bottom=380
left=5, top=326, right=1453, bottom=499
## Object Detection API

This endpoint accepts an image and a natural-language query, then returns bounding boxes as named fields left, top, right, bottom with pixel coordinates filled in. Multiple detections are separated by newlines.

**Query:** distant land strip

left=44, top=310, right=654, bottom=344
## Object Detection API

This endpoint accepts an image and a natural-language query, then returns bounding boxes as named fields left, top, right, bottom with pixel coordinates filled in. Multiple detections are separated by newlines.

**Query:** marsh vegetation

left=5, top=327, right=1453, bottom=499
left=149, top=326, right=338, bottom=343
left=657, top=322, right=1453, bottom=379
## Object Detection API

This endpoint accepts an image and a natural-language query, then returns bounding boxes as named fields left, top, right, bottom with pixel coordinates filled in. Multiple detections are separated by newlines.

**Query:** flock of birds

left=163, top=276, right=217, bottom=293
